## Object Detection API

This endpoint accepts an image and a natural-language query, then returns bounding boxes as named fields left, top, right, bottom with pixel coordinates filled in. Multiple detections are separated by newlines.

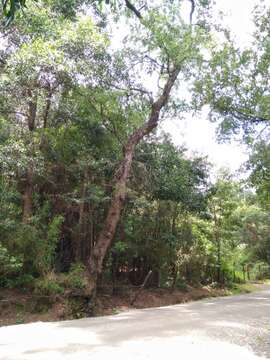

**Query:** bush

left=175, top=278, right=188, bottom=291
left=6, top=274, right=35, bottom=289
left=34, top=263, right=88, bottom=296
left=0, top=197, right=64, bottom=279
left=34, top=273, right=64, bottom=296
left=0, top=244, right=23, bottom=286
left=63, top=263, right=88, bottom=290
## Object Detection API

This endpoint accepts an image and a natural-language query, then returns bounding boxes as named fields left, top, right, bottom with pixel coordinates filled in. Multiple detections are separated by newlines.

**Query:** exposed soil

left=0, top=289, right=67, bottom=326
left=97, top=285, right=233, bottom=315
left=0, top=285, right=234, bottom=327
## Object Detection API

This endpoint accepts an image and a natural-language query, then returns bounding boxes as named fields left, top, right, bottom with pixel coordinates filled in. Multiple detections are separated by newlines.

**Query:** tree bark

left=171, top=264, right=178, bottom=291
left=213, top=205, right=222, bottom=284
left=43, top=90, right=52, bottom=129
left=76, top=173, right=87, bottom=262
left=217, top=234, right=221, bottom=283
left=170, top=203, right=178, bottom=291
left=22, top=167, right=33, bottom=223
left=87, top=67, right=180, bottom=302
left=22, top=90, right=37, bottom=223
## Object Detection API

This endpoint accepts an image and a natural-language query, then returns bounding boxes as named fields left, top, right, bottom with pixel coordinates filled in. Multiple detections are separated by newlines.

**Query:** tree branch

left=109, top=83, right=154, bottom=103
left=230, top=108, right=270, bottom=124
left=188, top=0, right=195, bottom=24
left=124, top=0, right=143, bottom=19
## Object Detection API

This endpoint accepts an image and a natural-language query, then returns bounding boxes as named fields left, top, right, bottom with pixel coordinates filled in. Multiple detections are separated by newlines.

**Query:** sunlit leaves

left=248, top=141, right=270, bottom=209
left=193, top=5, right=270, bottom=143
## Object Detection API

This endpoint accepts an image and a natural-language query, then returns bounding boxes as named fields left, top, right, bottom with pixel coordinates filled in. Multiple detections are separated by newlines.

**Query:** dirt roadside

left=0, top=283, right=257, bottom=327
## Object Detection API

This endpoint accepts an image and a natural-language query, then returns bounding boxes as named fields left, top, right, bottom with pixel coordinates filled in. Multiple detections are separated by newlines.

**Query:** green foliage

left=1, top=0, right=25, bottom=25
left=193, top=5, right=270, bottom=144
left=5, top=274, right=35, bottom=289
left=62, top=263, right=87, bottom=289
left=0, top=244, right=23, bottom=285
left=175, top=279, right=188, bottom=291
left=33, top=264, right=88, bottom=295
left=0, top=0, right=270, bottom=300
left=43, top=215, right=64, bottom=273
left=251, top=261, right=270, bottom=280
left=248, top=141, right=270, bottom=210
left=0, top=193, right=64, bottom=279
left=228, top=283, right=257, bottom=295
left=136, top=138, right=209, bottom=211
left=34, top=273, right=65, bottom=295
left=113, top=241, right=128, bottom=254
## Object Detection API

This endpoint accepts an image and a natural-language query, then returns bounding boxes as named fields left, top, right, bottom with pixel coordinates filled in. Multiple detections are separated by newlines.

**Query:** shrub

left=0, top=244, right=23, bottom=286
left=176, top=279, right=188, bottom=291
left=34, top=273, right=64, bottom=296
left=6, top=274, right=35, bottom=289
left=63, top=263, right=88, bottom=290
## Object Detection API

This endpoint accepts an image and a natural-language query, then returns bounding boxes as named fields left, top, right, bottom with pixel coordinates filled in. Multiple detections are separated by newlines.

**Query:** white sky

left=161, top=0, right=257, bottom=175
left=161, top=113, right=249, bottom=174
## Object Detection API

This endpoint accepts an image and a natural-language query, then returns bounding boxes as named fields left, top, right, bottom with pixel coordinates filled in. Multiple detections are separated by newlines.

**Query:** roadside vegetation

left=0, top=0, right=269, bottom=324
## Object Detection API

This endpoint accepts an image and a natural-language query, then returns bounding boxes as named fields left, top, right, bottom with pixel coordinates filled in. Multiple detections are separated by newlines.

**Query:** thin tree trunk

left=22, top=90, right=37, bottom=223
left=247, top=264, right=250, bottom=281
left=170, top=203, right=178, bottom=290
left=43, top=90, right=52, bottom=129
left=242, top=265, right=246, bottom=282
left=217, top=236, right=221, bottom=283
left=22, top=167, right=33, bottom=223
left=213, top=205, right=221, bottom=284
left=76, top=180, right=86, bottom=262
left=27, top=90, right=37, bottom=131
left=171, top=264, right=178, bottom=291
left=89, top=205, right=94, bottom=258
left=87, top=67, right=180, bottom=304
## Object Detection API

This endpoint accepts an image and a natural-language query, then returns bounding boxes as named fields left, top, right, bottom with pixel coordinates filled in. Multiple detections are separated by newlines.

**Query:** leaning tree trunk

left=86, top=67, right=180, bottom=308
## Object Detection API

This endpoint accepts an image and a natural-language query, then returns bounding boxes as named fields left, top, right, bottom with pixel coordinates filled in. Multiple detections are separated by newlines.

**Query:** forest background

left=0, top=0, right=269, bottom=319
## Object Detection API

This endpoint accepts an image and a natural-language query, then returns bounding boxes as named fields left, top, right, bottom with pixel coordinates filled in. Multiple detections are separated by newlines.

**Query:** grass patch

left=228, top=283, right=257, bottom=295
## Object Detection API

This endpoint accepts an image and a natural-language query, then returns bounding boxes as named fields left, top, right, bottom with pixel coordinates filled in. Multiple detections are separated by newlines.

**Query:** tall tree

left=208, top=175, right=240, bottom=283
left=86, top=1, right=212, bottom=304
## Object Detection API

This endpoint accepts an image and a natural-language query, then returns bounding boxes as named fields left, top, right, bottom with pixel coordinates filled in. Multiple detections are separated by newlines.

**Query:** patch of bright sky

left=161, top=0, right=257, bottom=176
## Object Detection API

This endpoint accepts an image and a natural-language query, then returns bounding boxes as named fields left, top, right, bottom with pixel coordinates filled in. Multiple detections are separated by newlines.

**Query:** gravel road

left=1, top=285, right=270, bottom=360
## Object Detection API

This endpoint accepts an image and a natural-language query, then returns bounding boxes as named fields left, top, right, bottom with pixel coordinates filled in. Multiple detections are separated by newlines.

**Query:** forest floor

left=0, top=283, right=258, bottom=327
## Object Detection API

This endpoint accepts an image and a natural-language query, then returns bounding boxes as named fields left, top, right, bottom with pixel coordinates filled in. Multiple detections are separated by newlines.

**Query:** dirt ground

left=98, top=286, right=233, bottom=314
left=0, top=285, right=238, bottom=327
left=2, top=285, right=269, bottom=360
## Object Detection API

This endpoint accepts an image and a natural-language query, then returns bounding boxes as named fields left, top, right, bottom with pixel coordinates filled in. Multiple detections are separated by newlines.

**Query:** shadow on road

left=1, top=286, right=270, bottom=360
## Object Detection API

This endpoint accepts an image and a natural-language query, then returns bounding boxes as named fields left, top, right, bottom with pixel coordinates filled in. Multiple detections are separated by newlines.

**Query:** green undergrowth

left=227, top=283, right=258, bottom=295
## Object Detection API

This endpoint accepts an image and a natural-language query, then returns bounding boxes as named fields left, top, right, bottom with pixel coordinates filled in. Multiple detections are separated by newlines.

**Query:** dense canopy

left=0, top=0, right=269, bottom=313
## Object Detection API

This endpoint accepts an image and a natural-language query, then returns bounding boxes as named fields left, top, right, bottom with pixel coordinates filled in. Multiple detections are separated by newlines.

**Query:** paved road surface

left=1, top=286, right=270, bottom=360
